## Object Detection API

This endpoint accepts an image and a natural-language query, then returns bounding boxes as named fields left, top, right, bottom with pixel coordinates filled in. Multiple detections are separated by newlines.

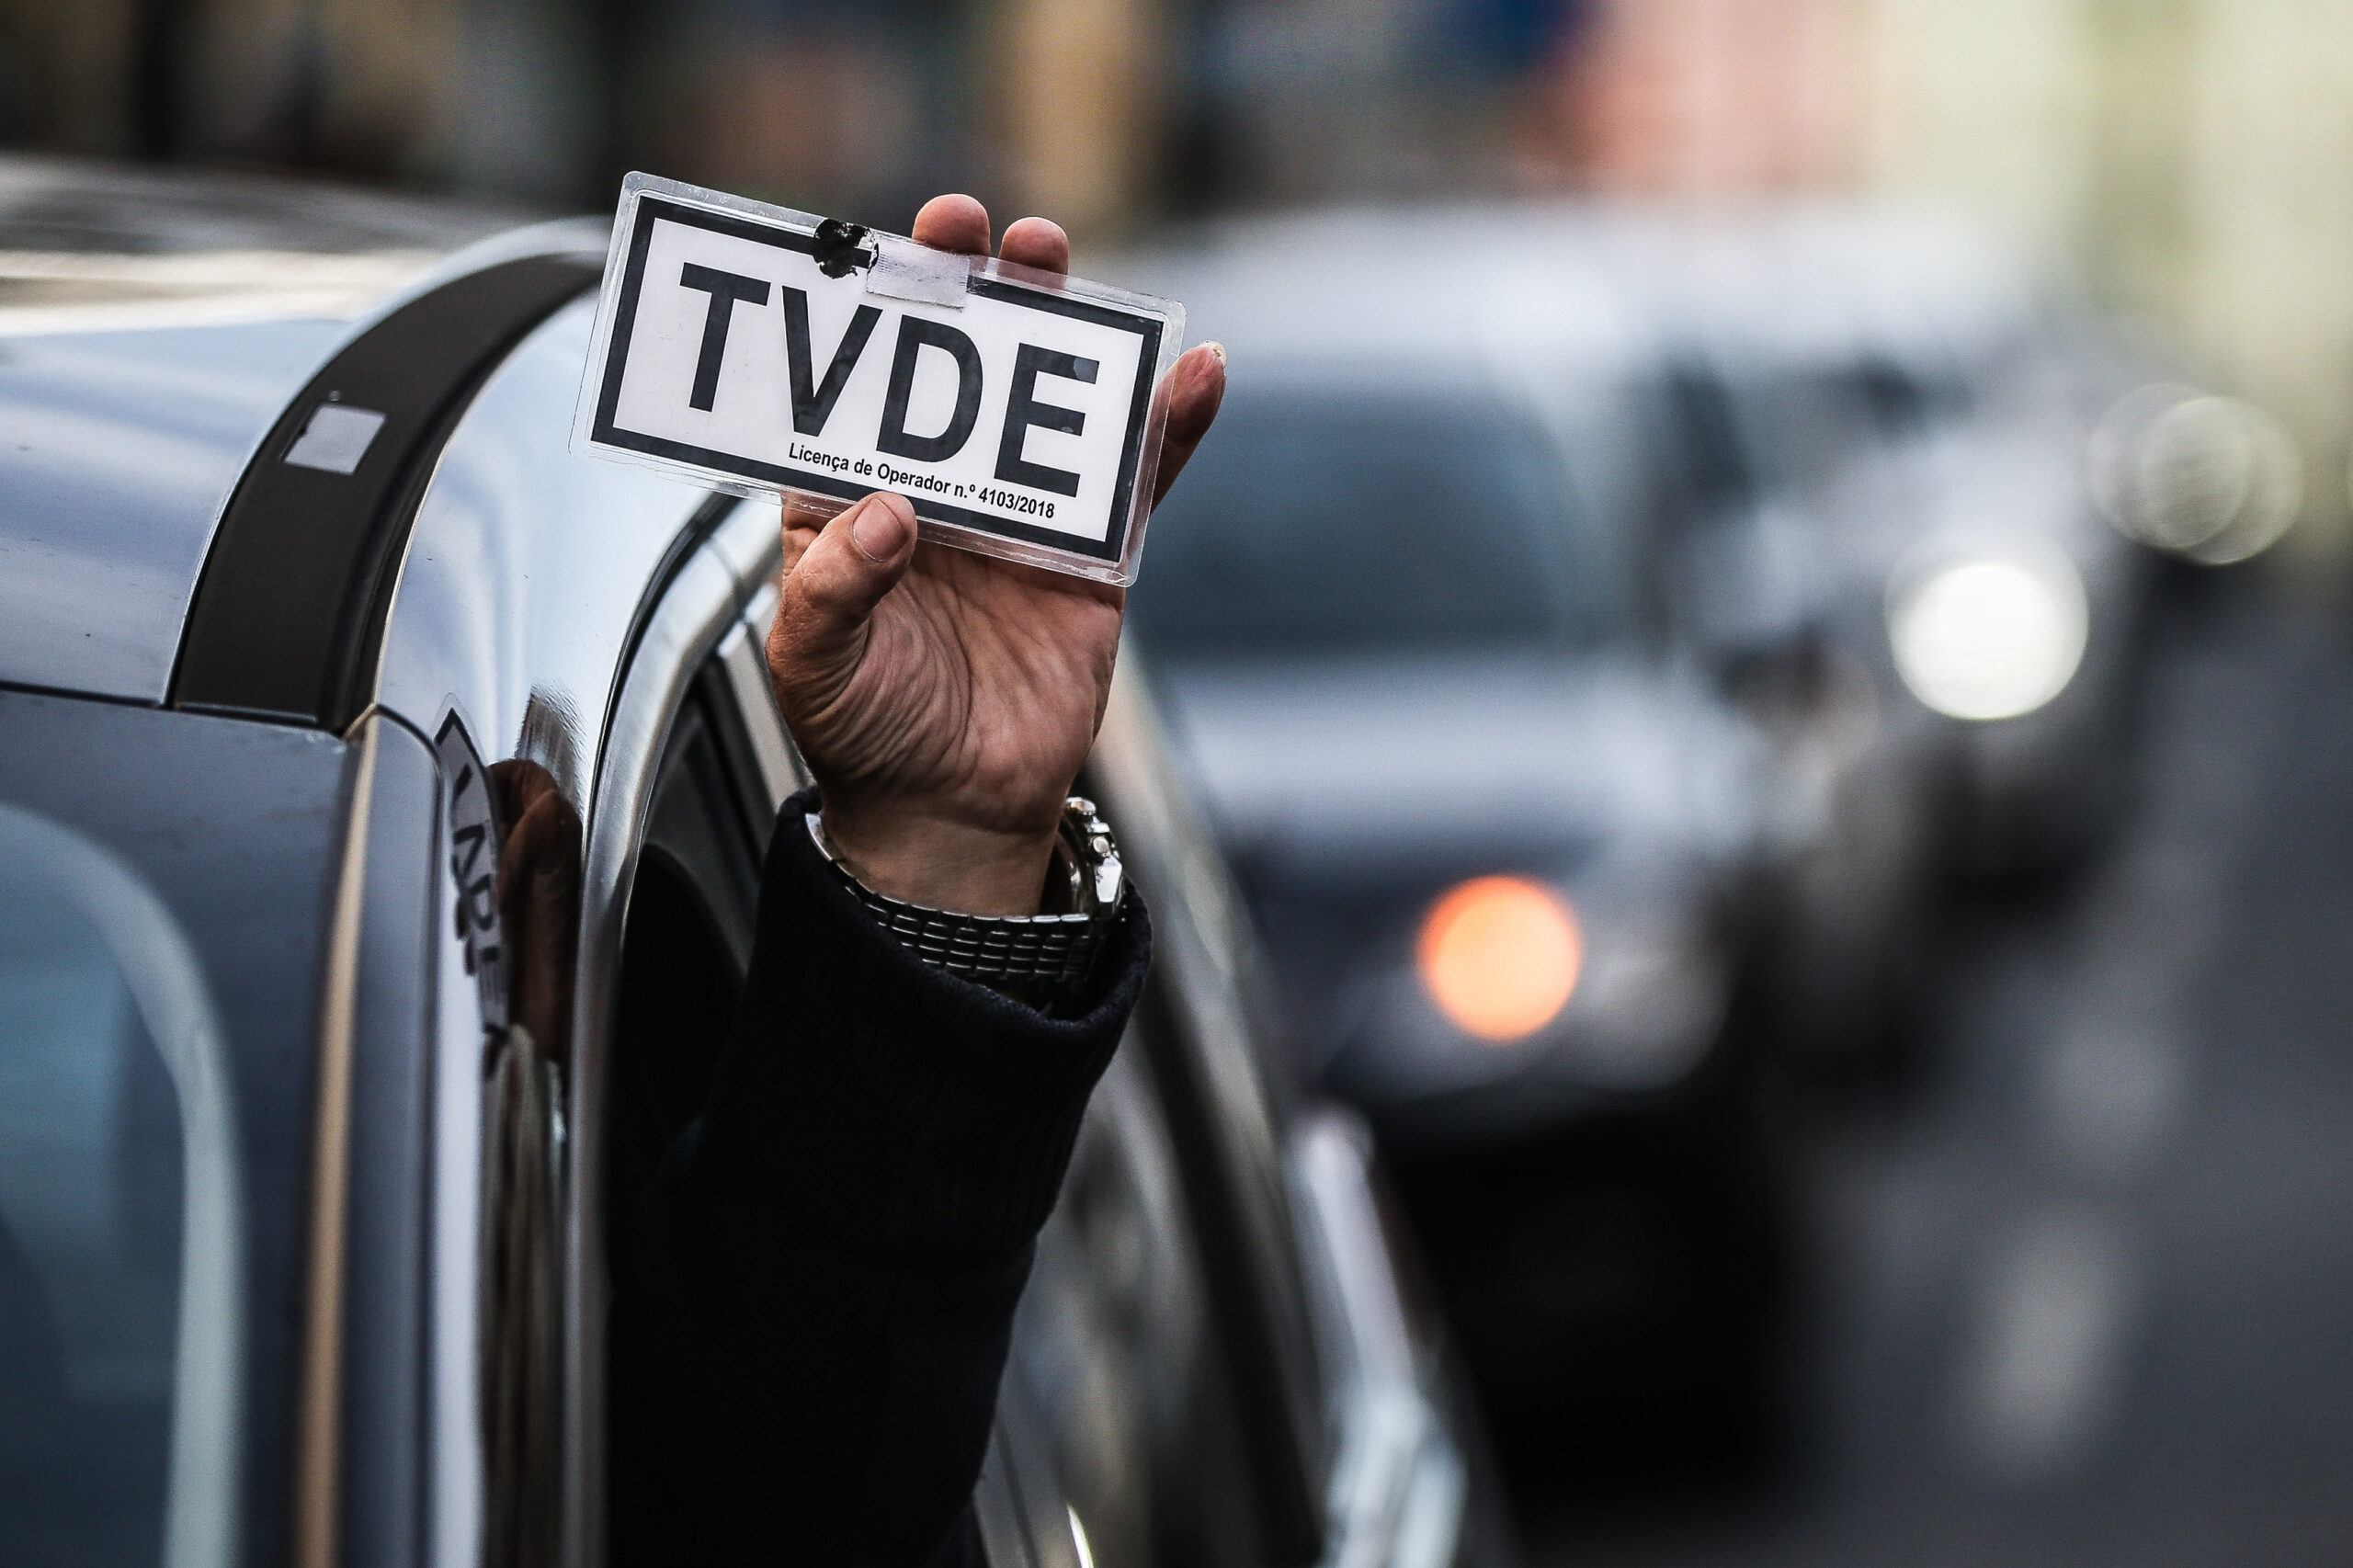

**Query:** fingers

left=770, top=491, right=918, bottom=694
left=899, top=198, right=1209, bottom=506
left=999, top=217, right=1070, bottom=277
left=912, top=194, right=990, bottom=256
left=1152, top=342, right=1228, bottom=506
left=909, top=194, right=1068, bottom=278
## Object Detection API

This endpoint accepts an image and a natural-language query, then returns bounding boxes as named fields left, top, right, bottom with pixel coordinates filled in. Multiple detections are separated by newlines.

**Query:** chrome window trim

left=1287, top=1112, right=1465, bottom=1568
left=716, top=615, right=799, bottom=812
left=1095, top=652, right=1466, bottom=1568
left=377, top=292, right=717, bottom=1568
left=976, top=1373, right=1085, bottom=1568
left=327, top=715, right=446, bottom=1568
left=722, top=578, right=801, bottom=814
left=285, top=715, right=447, bottom=1568
left=293, top=722, right=377, bottom=1568
left=563, top=497, right=780, bottom=1568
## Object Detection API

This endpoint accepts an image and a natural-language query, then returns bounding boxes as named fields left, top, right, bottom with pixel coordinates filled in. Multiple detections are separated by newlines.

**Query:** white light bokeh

left=2088, top=383, right=2302, bottom=563
left=1889, top=555, right=2089, bottom=722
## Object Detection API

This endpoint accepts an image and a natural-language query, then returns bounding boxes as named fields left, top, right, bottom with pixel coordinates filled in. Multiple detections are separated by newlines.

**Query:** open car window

left=604, top=589, right=798, bottom=1281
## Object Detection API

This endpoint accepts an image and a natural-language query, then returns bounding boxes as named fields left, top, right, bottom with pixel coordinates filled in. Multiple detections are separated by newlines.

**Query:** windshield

left=1690, top=354, right=1980, bottom=504
left=1130, top=389, right=1620, bottom=659
left=0, top=810, right=226, bottom=1568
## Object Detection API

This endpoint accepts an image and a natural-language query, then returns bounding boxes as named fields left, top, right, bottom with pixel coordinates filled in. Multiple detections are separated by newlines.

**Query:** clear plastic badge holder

left=572, top=173, right=1187, bottom=586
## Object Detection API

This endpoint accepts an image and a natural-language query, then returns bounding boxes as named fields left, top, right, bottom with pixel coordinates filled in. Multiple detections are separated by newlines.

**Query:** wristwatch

left=808, top=797, right=1126, bottom=1000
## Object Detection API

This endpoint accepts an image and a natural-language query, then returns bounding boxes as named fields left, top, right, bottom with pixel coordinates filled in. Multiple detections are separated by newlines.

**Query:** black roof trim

left=170, top=252, right=601, bottom=729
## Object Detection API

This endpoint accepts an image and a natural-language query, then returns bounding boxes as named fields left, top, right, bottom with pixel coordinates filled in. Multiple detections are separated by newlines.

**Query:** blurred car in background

left=1117, top=209, right=1790, bottom=1473
left=0, top=160, right=1490, bottom=1568
left=1598, top=208, right=2166, bottom=1058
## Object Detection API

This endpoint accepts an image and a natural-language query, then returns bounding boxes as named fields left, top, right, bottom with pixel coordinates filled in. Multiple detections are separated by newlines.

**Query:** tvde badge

left=574, top=174, right=1186, bottom=585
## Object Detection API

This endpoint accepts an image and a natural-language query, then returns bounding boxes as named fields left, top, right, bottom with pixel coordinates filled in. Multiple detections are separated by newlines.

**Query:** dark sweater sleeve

left=608, top=787, right=1149, bottom=1568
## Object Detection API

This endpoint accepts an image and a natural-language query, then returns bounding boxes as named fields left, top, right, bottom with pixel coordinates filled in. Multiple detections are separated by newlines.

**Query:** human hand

left=766, top=194, right=1224, bottom=916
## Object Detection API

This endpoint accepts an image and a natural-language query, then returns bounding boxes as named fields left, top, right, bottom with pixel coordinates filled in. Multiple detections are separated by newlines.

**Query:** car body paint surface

left=0, top=321, right=348, bottom=701
left=374, top=295, right=718, bottom=805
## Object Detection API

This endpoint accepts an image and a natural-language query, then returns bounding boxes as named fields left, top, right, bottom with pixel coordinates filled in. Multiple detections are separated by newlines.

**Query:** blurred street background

left=12, top=2, right=2353, bottom=1563
left=12, top=0, right=2353, bottom=581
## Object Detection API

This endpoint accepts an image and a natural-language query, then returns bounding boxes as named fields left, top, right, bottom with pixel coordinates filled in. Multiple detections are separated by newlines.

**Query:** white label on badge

left=581, top=193, right=1165, bottom=567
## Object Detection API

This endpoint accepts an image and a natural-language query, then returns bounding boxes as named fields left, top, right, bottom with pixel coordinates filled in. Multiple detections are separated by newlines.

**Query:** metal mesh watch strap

left=805, top=804, right=1119, bottom=994
left=840, top=886, right=1102, bottom=987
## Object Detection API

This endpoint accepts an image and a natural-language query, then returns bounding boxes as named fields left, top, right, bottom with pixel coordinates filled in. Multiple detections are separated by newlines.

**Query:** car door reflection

left=480, top=757, right=579, bottom=1568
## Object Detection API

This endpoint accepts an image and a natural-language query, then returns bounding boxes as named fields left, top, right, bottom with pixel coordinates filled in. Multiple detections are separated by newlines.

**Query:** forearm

left=608, top=787, right=1151, bottom=1566
left=608, top=1131, right=1029, bottom=1567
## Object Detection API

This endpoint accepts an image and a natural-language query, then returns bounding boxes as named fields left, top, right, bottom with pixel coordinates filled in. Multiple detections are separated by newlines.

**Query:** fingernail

left=851, top=495, right=913, bottom=562
left=1203, top=341, right=1227, bottom=367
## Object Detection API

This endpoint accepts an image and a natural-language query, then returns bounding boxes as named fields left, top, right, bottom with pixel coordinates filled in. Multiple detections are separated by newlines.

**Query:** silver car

left=0, top=161, right=1483, bottom=1568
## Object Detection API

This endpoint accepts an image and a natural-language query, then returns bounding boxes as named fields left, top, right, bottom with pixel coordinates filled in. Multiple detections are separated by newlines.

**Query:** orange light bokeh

left=1415, top=877, right=1584, bottom=1042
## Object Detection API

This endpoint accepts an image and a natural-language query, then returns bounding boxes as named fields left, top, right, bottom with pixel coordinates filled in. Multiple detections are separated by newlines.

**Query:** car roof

left=1103, top=201, right=1662, bottom=379
left=1106, top=198, right=2037, bottom=381
left=0, top=157, right=539, bottom=705
left=1600, top=201, right=2041, bottom=370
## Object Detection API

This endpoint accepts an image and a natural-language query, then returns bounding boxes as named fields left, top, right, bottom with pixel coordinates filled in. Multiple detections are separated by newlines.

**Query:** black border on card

left=590, top=195, right=1162, bottom=564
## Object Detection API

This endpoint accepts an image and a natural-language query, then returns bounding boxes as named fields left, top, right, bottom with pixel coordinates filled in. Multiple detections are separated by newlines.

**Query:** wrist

left=818, top=802, right=1062, bottom=917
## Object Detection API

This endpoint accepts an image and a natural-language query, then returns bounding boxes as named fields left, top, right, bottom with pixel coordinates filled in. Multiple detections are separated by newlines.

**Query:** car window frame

left=565, top=503, right=1096, bottom=1568
left=316, top=715, right=446, bottom=1568
left=563, top=494, right=782, bottom=1568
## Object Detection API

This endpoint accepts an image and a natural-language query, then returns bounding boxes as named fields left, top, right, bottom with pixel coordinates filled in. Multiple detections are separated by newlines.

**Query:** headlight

left=1415, top=876, right=1582, bottom=1042
left=1888, top=551, right=2087, bottom=722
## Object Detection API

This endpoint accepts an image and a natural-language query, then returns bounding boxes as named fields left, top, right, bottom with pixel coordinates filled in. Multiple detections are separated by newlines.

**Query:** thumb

left=769, top=490, right=917, bottom=695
